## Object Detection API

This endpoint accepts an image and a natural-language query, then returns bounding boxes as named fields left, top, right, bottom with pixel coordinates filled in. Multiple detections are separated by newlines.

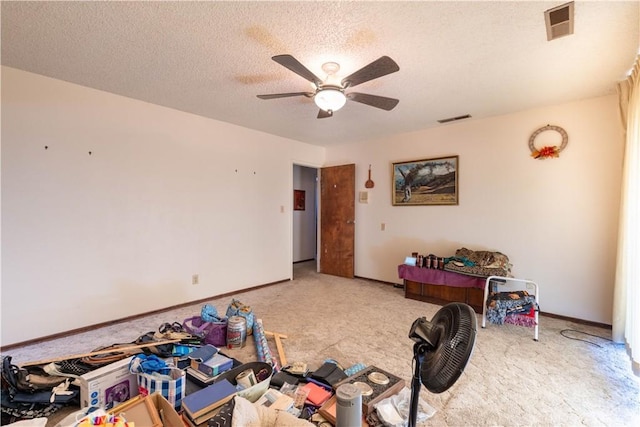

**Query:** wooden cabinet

left=404, top=279, right=485, bottom=314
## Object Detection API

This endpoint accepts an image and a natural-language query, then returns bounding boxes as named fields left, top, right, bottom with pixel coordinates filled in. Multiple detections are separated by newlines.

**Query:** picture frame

left=293, top=189, right=305, bottom=211
left=109, top=394, right=162, bottom=427
left=318, top=396, right=338, bottom=425
left=392, top=155, right=458, bottom=206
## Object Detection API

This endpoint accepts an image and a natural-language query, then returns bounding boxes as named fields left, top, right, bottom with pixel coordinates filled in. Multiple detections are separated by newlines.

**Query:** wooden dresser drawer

left=404, top=279, right=483, bottom=313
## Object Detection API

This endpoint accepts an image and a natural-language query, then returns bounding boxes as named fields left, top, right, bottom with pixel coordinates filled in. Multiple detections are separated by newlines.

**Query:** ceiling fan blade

left=347, top=92, right=399, bottom=111
left=272, top=55, right=323, bottom=86
left=257, top=92, right=314, bottom=100
left=317, top=109, right=333, bottom=119
left=341, top=56, right=400, bottom=88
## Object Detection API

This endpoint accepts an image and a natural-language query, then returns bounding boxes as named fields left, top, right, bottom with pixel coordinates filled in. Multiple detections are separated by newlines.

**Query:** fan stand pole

left=409, top=342, right=427, bottom=427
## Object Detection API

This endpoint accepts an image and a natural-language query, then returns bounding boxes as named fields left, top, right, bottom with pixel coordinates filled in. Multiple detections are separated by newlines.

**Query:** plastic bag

left=374, top=387, right=436, bottom=427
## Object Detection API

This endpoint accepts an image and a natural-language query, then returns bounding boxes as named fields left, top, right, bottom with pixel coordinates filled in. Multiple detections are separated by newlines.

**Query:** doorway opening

left=292, top=164, right=318, bottom=278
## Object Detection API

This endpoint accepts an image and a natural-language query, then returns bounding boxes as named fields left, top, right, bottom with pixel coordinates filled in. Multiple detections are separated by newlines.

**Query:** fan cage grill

left=422, top=303, right=477, bottom=393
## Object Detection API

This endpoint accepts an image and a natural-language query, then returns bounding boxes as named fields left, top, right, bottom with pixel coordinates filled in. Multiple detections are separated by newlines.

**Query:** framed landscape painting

left=392, top=155, right=458, bottom=206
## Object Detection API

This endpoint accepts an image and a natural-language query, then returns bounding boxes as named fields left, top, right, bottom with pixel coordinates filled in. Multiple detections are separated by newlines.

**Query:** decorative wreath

left=528, top=125, right=568, bottom=159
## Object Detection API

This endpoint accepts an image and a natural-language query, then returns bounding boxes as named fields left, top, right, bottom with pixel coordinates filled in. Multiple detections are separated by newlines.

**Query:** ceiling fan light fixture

left=258, top=55, right=401, bottom=119
left=314, top=87, right=346, bottom=112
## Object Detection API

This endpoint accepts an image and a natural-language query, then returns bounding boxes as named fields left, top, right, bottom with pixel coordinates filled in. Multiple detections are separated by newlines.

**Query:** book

left=187, top=344, right=219, bottom=362
left=183, top=404, right=226, bottom=426
left=182, top=411, right=214, bottom=427
left=185, top=367, right=217, bottom=387
left=182, top=378, right=237, bottom=423
left=181, top=413, right=200, bottom=427
left=190, top=352, right=233, bottom=377
left=302, top=381, right=332, bottom=406
left=176, top=344, right=217, bottom=370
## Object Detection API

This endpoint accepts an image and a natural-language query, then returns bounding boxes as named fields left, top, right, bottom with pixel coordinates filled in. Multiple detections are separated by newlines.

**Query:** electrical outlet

left=192, top=274, right=199, bottom=285
left=381, top=223, right=386, bottom=231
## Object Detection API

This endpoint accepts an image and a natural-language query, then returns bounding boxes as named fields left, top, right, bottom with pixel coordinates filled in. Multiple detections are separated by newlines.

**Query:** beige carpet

left=5, top=261, right=640, bottom=426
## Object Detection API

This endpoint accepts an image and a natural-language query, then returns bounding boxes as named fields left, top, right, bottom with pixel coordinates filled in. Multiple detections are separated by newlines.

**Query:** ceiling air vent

left=545, top=2, right=574, bottom=41
left=437, top=114, right=471, bottom=124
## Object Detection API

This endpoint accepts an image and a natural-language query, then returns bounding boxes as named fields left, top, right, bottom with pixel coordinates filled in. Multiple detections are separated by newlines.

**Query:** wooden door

left=319, top=164, right=355, bottom=278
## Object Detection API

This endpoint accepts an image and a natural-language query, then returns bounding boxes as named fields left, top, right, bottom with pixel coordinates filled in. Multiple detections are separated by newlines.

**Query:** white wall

left=1, top=67, right=325, bottom=346
left=292, top=165, right=317, bottom=262
left=325, top=95, right=624, bottom=324
left=0, top=66, right=624, bottom=346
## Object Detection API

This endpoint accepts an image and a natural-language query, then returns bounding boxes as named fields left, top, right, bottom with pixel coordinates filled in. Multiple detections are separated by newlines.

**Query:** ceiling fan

left=257, top=54, right=400, bottom=119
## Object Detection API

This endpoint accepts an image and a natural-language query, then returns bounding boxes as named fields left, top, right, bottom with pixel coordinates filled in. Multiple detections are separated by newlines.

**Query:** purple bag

left=183, top=316, right=227, bottom=347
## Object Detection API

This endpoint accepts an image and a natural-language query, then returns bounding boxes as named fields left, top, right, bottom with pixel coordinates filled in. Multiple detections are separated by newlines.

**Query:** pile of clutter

left=1, top=299, right=434, bottom=427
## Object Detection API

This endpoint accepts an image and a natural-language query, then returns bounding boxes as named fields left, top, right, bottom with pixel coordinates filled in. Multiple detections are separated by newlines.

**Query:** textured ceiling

left=2, top=1, right=638, bottom=146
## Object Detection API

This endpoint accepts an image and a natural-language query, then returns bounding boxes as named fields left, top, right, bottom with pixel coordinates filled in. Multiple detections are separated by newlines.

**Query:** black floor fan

left=408, top=302, right=478, bottom=427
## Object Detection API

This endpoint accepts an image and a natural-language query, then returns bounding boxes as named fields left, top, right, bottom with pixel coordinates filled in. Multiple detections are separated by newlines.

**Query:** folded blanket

left=486, top=291, right=538, bottom=325
left=444, top=247, right=512, bottom=278
left=504, top=313, right=538, bottom=327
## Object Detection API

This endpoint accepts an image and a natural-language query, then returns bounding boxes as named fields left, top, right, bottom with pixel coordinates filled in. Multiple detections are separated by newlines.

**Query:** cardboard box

left=110, top=392, right=183, bottom=427
left=78, top=356, right=139, bottom=408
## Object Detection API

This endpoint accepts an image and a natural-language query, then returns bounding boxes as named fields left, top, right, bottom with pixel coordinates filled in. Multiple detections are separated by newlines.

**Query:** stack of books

left=185, top=344, right=234, bottom=387
left=191, top=352, right=234, bottom=377
left=181, top=378, right=237, bottom=426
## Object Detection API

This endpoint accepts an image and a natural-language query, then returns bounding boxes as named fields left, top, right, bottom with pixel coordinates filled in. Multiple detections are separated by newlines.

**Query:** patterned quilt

left=444, top=247, right=512, bottom=278
left=485, top=290, right=538, bottom=326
